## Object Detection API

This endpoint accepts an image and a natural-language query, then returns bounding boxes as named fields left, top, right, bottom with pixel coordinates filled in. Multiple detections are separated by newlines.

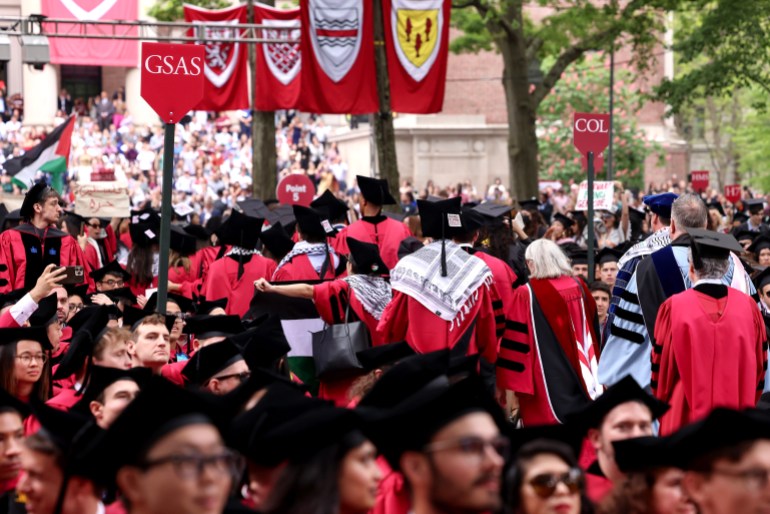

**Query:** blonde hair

left=525, top=239, right=573, bottom=279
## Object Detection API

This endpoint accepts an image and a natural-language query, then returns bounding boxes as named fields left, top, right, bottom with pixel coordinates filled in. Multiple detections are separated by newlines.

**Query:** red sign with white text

left=277, top=174, right=316, bottom=206
left=724, top=184, right=742, bottom=204
left=140, top=43, right=205, bottom=124
left=690, top=170, right=710, bottom=193
left=573, top=113, right=611, bottom=156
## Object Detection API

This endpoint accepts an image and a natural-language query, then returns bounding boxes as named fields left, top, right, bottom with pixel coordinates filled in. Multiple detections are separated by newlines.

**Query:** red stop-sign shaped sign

left=277, top=174, right=316, bottom=206
left=690, top=170, right=710, bottom=192
left=573, top=113, right=611, bottom=156
left=140, top=42, right=205, bottom=124
left=724, top=184, right=742, bottom=204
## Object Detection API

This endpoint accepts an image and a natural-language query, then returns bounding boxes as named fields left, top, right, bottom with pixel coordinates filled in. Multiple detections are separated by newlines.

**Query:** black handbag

left=312, top=302, right=371, bottom=380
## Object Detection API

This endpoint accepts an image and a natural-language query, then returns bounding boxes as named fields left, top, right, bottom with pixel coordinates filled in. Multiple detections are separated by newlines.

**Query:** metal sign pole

left=587, top=151, right=596, bottom=283
left=156, top=122, right=175, bottom=315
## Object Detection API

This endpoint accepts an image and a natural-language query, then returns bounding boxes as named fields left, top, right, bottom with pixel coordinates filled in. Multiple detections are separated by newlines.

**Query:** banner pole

left=157, top=122, right=175, bottom=315
left=587, top=151, right=596, bottom=284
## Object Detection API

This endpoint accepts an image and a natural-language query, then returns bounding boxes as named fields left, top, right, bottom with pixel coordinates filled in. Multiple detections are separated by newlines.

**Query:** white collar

left=693, top=278, right=723, bottom=287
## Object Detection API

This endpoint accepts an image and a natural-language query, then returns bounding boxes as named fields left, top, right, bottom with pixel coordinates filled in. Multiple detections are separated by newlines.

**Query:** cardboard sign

left=74, top=183, right=131, bottom=218
left=690, top=170, right=710, bottom=193
left=140, top=42, right=205, bottom=124
left=276, top=174, right=315, bottom=206
left=575, top=181, right=615, bottom=211
left=573, top=113, right=611, bottom=156
left=724, top=184, right=742, bottom=204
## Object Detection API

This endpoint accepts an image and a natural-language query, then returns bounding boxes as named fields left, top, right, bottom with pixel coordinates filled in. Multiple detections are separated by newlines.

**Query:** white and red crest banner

left=254, top=3, right=301, bottom=111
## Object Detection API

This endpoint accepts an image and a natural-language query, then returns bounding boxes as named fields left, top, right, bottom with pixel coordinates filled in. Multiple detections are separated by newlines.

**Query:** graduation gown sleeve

left=497, top=285, right=535, bottom=395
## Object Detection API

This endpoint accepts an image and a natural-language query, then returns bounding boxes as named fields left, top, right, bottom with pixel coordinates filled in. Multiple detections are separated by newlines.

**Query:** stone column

left=21, top=0, right=57, bottom=127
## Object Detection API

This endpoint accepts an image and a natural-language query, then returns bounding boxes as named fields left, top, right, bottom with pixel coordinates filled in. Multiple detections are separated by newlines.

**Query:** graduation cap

left=507, top=423, right=585, bottom=462
left=748, top=236, right=770, bottom=256
left=753, top=267, right=770, bottom=291
left=687, top=228, right=743, bottom=269
left=89, top=260, right=131, bottom=283
left=568, top=249, right=589, bottom=266
left=612, top=435, right=681, bottom=473
left=215, top=210, right=263, bottom=249
left=417, top=197, right=463, bottom=277
left=0, top=203, right=8, bottom=232
left=746, top=198, right=765, bottom=214
left=553, top=213, right=575, bottom=229
left=628, top=208, right=645, bottom=226
left=355, top=342, right=415, bottom=373
left=128, top=208, right=161, bottom=248
left=293, top=205, right=333, bottom=238
left=229, top=316, right=290, bottom=370
left=734, top=229, right=758, bottom=244
left=194, top=297, right=228, bottom=315
left=259, top=222, right=295, bottom=261
left=734, top=211, right=750, bottom=225
left=96, top=287, right=137, bottom=306
left=472, top=203, right=512, bottom=226
left=237, top=198, right=271, bottom=219
left=144, top=291, right=195, bottom=314
left=182, top=340, right=246, bottom=386
left=0, top=386, right=30, bottom=418
left=71, top=366, right=152, bottom=415
left=170, top=224, right=198, bottom=255
left=384, top=211, right=407, bottom=223
left=266, top=204, right=296, bottom=230
left=20, top=182, right=55, bottom=220
left=53, top=306, right=112, bottom=380
left=570, top=210, right=587, bottom=225
left=357, top=175, right=397, bottom=206
left=708, top=200, right=726, bottom=217
left=28, top=294, right=58, bottom=327
left=518, top=197, right=540, bottom=211
left=65, top=284, right=89, bottom=300
left=122, top=306, right=175, bottom=333
left=0, top=289, right=26, bottom=309
left=311, top=190, right=349, bottom=223
left=183, top=314, right=243, bottom=339
left=565, top=375, right=669, bottom=432
left=172, top=203, right=194, bottom=220
left=597, top=247, right=622, bottom=265
left=457, top=206, right=486, bottom=235
left=642, top=192, right=678, bottom=218
left=183, top=223, right=210, bottom=242
left=347, top=237, right=388, bottom=274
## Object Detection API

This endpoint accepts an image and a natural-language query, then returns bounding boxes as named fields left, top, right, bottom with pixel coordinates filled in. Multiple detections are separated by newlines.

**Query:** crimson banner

left=42, top=0, right=138, bottom=67
left=299, top=0, right=379, bottom=114
left=184, top=4, right=249, bottom=112
left=383, top=0, right=451, bottom=113
left=254, top=3, right=301, bottom=111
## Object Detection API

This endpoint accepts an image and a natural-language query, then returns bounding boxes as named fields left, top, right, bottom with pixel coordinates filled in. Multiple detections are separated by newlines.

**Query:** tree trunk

left=249, top=0, right=277, bottom=200
left=499, top=38, right=539, bottom=201
left=372, top=0, right=400, bottom=204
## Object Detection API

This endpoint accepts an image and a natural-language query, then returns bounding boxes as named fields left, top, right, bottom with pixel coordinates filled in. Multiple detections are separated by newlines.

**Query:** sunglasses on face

left=528, top=468, right=584, bottom=498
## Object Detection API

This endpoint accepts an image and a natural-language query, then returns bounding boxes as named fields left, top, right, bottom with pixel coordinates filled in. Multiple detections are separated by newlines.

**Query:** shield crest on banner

left=392, top=0, right=444, bottom=82
left=193, top=20, right=241, bottom=89
left=59, top=0, right=118, bottom=21
left=263, top=19, right=301, bottom=86
left=308, top=0, right=363, bottom=83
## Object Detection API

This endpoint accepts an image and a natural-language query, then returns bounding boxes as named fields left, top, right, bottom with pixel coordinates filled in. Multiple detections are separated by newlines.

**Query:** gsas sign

left=140, top=42, right=205, bottom=124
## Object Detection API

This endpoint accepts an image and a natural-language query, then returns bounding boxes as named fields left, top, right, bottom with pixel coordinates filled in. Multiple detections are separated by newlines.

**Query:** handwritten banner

left=575, top=181, right=615, bottom=211
left=74, top=183, right=131, bottom=218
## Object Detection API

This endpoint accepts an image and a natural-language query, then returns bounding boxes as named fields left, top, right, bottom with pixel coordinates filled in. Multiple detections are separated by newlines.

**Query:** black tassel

left=441, top=218, right=447, bottom=277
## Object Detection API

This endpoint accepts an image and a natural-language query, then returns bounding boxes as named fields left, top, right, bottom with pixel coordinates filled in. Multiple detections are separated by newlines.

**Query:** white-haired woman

left=497, top=239, right=602, bottom=426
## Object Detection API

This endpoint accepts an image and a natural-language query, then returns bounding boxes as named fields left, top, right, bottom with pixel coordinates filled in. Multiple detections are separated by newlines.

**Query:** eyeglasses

left=100, top=279, right=124, bottom=287
left=528, top=468, right=584, bottom=498
left=16, top=353, right=47, bottom=365
left=68, top=303, right=84, bottom=313
left=711, top=467, right=770, bottom=490
left=212, top=371, right=250, bottom=383
left=166, top=312, right=188, bottom=320
left=423, top=435, right=510, bottom=461
left=138, top=450, right=244, bottom=480
left=86, top=222, right=102, bottom=229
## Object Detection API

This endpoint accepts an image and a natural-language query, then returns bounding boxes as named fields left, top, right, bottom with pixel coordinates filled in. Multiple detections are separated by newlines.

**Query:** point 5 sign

left=140, top=42, right=205, bottom=124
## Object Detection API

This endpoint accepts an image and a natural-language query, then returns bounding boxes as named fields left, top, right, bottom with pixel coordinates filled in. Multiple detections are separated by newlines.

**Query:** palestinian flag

left=4, top=115, right=76, bottom=189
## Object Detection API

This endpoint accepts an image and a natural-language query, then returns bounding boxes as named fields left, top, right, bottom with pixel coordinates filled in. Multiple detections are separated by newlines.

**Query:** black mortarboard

left=749, top=236, right=770, bottom=256
left=28, top=293, right=58, bottom=327
left=553, top=213, right=575, bottom=229
left=128, top=208, right=161, bottom=248
left=612, top=435, right=680, bottom=472
left=356, top=342, right=415, bottom=372
left=215, top=210, right=263, bottom=249
left=237, top=198, right=271, bottom=219
left=182, top=340, right=246, bottom=386
left=0, top=289, right=26, bottom=309
left=20, top=183, right=53, bottom=220
left=122, top=306, right=175, bottom=332
left=98, top=287, right=137, bottom=305
left=183, top=223, right=210, bottom=242
left=735, top=229, right=758, bottom=243
left=347, top=237, right=388, bottom=274
left=457, top=206, right=486, bottom=235
left=507, top=423, right=585, bottom=461
left=266, top=204, right=296, bottom=231
left=311, top=190, right=349, bottom=222
left=2, top=209, right=20, bottom=231
left=194, top=297, right=228, bottom=315
left=0, top=386, right=30, bottom=418
left=170, top=225, right=198, bottom=255
left=597, top=247, right=622, bottom=265
left=570, top=210, right=587, bottom=225
left=418, top=197, right=462, bottom=239
left=518, top=197, right=540, bottom=211
left=229, top=316, right=290, bottom=370
left=29, top=399, right=92, bottom=454
left=53, top=306, right=112, bottom=380
left=734, top=212, right=750, bottom=224
left=565, top=375, right=669, bottom=432
left=0, top=203, right=8, bottom=231
left=628, top=208, right=645, bottom=225
left=89, top=260, right=131, bottom=283
left=754, top=267, right=770, bottom=291
left=569, top=249, right=589, bottom=266
left=746, top=198, right=765, bottom=214
left=384, top=211, right=407, bottom=223
left=687, top=228, right=743, bottom=268
left=259, top=222, right=295, bottom=261
left=473, top=202, right=512, bottom=221
left=293, top=205, right=333, bottom=238
left=708, top=201, right=726, bottom=217
left=357, top=175, right=397, bottom=206
left=66, top=284, right=89, bottom=300
left=71, top=366, right=152, bottom=415
left=183, top=314, right=243, bottom=339
left=144, top=292, right=195, bottom=314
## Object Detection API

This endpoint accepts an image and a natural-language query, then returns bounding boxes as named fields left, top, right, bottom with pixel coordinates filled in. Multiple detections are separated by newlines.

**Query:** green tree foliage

left=732, top=88, right=770, bottom=191
left=538, top=56, right=659, bottom=190
left=149, top=0, right=231, bottom=21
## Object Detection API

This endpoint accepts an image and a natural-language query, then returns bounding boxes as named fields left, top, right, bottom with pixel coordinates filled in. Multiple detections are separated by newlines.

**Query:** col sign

left=573, top=113, right=611, bottom=155
left=277, top=174, right=315, bottom=206
left=140, top=42, right=205, bottom=124
left=725, top=184, right=742, bottom=205
left=690, top=170, right=710, bottom=193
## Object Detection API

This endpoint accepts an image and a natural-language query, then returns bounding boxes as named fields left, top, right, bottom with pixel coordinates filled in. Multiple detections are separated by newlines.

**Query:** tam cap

left=642, top=192, right=678, bottom=218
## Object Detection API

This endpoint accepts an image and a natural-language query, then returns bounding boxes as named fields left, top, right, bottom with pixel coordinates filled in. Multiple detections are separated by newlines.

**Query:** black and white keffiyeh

left=344, top=274, right=391, bottom=320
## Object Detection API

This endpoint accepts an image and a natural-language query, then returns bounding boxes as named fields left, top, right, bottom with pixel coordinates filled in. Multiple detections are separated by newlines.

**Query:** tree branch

left=526, top=37, right=544, bottom=61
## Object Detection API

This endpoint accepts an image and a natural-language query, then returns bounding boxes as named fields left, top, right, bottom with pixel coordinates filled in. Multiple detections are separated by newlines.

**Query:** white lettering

left=575, top=118, right=609, bottom=133
left=143, top=54, right=203, bottom=76
left=286, top=185, right=307, bottom=193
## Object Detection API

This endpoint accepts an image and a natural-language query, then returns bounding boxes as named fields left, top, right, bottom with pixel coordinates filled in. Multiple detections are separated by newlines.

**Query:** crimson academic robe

left=372, top=460, right=410, bottom=514
left=652, top=285, right=767, bottom=435
left=0, top=224, right=91, bottom=293
left=377, top=284, right=498, bottom=363
left=473, top=250, right=519, bottom=338
left=169, top=266, right=200, bottom=299
left=272, top=253, right=343, bottom=282
left=337, top=216, right=412, bottom=270
left=162, top=361, right=187, bottom=386
left=203, top=255, right=277, bottom=317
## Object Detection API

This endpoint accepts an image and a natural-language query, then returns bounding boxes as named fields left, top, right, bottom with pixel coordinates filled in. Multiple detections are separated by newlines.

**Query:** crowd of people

left=0, top=99, right=770, bottom=514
